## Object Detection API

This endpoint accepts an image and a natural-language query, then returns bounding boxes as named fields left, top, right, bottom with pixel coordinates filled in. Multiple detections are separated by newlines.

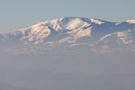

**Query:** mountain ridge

left=0, top=17, right=135, bottom=54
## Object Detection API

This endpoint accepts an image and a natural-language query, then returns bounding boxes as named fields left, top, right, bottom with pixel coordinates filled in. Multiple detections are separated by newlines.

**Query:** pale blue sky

left=0, top=0, right=135, bottom=33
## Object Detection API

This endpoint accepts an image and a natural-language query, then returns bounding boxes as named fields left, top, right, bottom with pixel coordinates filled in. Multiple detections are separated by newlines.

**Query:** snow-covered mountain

left=0, top=17, right=135, bottom=54
left=0, top=17, right=135, bottom=90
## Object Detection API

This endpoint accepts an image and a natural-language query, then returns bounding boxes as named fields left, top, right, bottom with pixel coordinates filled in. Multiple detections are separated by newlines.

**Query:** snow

left=125, top=20, right=135, bottom=24
left=21, top=26, right=51, bottom=44
left=101, top=45, right=109, bottom=49
left=98, top=30, right=133, bottom=45
left=117, top=32, right=127, bottom=37
left=99, top=34, right=112, bottom=41
left=64, top=18, right=89, bottom=30
left=90, top=18, right=104, bottom=25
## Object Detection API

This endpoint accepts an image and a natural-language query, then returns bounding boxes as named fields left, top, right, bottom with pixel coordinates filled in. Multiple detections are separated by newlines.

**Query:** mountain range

left=0, top=17, right=135, bottom=54
left=0, top=17, right=135, bottom=90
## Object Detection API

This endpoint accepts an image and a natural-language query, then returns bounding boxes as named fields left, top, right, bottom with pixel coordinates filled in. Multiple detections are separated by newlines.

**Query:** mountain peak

left=60, top=17, right=105, bottom=25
